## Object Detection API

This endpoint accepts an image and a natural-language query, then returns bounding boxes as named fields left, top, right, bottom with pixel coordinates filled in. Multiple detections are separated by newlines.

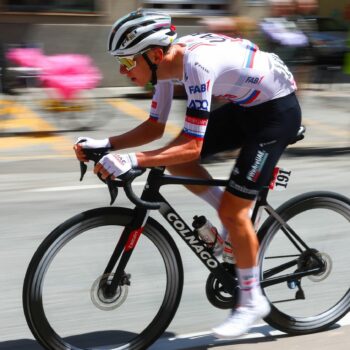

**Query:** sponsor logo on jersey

left=151, top=100, right=158, bottom=109
left=188, top=99, right=209, bottom=111
left=194, top=62, right=209, bottom=73
left=189, top=80, right=210, bottom=94
left=245, top=76, right=264, bottom=84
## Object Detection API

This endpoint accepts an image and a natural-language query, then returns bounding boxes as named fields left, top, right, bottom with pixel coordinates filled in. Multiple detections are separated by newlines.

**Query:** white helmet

left=108, top=9, right=177, bottom=57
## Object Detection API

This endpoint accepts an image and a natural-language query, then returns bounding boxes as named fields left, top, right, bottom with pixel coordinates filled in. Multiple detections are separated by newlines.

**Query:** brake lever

left=80, top=161, right=88, bottom=181
left=106, top=177, right=118, bottom=205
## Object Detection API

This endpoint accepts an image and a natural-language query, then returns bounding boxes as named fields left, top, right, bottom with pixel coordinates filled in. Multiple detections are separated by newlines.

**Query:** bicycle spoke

left=259, top=193, right=350, bottom=334
left=24, top=208, right=183, bottom=350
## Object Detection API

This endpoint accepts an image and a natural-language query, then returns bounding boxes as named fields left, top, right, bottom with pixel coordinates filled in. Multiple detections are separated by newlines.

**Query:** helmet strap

left=142, top=52, right=158, bottom=86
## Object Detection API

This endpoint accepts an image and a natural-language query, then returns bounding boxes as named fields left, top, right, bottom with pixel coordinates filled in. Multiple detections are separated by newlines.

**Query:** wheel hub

left=298, top=249, right=333, bottom=282
left=90, top=273, right=128, bottom=311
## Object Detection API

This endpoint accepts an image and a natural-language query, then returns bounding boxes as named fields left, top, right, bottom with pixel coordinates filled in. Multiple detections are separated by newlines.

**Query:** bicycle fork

left=99, top=207, right=149, bottom=298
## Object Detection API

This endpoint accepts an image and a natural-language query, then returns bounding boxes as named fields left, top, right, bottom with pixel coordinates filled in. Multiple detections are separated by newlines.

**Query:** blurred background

left=0, top=2, right=349, bottom=350
left=0, top=0, right=349, bottom=88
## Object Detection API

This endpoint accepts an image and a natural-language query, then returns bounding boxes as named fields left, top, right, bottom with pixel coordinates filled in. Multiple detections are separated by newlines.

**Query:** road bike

left=23, top=126, right=350, bottom=350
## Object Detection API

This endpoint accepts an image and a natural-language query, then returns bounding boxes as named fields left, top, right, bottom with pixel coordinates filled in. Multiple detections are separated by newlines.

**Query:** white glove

left=96, top=153, right=138, bottom=179
left=75, top=136, right=111, bottom=149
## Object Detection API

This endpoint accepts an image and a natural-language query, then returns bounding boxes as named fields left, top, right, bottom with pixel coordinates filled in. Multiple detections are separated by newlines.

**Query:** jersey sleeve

left=182, top=51, right=213, bottom=140
left=149, top=81, right=174, bottom=124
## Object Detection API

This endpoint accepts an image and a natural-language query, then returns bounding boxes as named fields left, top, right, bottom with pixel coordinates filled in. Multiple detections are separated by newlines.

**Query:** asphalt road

left=0, top=89, right=349, bottom=349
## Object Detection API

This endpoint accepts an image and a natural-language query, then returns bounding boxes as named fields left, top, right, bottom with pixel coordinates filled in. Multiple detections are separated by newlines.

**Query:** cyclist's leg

left=213, top=93, right=301, bottom=339
left=167, top=103, right=244, bottom=241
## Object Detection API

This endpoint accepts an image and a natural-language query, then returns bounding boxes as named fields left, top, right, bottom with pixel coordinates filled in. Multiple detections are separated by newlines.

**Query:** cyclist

left=74, top=9, right=302, bottom=339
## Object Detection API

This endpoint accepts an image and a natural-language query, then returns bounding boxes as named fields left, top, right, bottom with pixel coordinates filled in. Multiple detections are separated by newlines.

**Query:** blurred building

left=0, top=1, right=349, bottom=86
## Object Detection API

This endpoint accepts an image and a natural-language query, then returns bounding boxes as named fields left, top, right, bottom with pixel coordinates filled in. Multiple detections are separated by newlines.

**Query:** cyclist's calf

left=218, top=191, right=259, bottom=268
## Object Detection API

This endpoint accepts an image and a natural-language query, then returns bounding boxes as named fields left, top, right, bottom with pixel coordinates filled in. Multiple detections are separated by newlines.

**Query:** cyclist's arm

left=134, top=52, right=214, bottom=167
left=109, top=119, right=165, bottom=151
left=135, top=132, right=203, bottom=167
left=110, top=81, right=173, bottom=151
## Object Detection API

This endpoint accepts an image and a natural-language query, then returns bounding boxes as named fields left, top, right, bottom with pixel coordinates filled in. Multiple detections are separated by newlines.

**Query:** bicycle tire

left=23, top=206, right=184, bottom=350
left=258, top=191, right=350, bottom=334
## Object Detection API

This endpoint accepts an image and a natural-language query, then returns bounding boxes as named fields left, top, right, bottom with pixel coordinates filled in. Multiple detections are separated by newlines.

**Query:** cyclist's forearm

left=109, top=120, right=165, bottom=151
left=136, top=134, right=202, bottom=167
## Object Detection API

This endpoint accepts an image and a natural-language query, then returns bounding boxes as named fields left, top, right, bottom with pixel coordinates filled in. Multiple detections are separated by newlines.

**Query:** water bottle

left=192, top=215, right=223, bottom=250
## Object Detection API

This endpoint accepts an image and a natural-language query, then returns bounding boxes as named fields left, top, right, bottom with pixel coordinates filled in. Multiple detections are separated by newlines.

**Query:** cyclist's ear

left=149, top=47, right=164, bottom=65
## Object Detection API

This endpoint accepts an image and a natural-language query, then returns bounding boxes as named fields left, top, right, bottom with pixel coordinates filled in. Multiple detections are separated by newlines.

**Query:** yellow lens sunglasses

left=116, top=49, right=149, bottom=71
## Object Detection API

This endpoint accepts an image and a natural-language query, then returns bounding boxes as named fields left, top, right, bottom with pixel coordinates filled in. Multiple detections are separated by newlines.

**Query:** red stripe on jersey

left=185, top=116, right=208, bottom=126
left=181, top=130, right=205, bottom=140
left=243, top=90, right=261, bottom=105
left=188, top=43, right=215, bottom=51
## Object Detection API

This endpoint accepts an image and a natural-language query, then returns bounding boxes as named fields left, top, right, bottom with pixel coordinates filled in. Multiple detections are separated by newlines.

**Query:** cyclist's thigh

left=200, top=102, right=245, bottom=159
left=226, top=93, right=302, bottom=200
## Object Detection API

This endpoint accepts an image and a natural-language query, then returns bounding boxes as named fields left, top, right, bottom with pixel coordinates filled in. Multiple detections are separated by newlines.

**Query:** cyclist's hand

left=94, top=153, right=137, bottom=180
left=74, top=137, right=111, bottom=162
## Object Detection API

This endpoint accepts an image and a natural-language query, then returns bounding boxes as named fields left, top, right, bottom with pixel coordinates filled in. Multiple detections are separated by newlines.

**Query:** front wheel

left=258, top=191, right=350, bottom=334
left=23, top=207, right=184, bottom=350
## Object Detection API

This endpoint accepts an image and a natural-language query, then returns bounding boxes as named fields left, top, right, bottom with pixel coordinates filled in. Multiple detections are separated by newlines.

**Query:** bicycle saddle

left=289, top=125, right=306, bottom=145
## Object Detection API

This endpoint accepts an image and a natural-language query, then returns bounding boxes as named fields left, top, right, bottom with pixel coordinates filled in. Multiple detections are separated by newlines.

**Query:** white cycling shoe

left=212, top=296, right=271, bottom=339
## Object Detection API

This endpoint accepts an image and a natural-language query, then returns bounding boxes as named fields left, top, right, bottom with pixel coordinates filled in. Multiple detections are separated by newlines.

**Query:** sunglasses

left=116, top=49, right=149, bottom=71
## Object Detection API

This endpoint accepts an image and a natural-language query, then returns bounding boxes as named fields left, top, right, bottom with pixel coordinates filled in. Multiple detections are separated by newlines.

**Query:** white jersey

left=149, top=33, right=297, bottom=140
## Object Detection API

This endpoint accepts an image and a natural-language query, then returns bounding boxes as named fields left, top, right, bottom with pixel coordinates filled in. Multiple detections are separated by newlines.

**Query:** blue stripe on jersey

left=182, top=127, right=204, bottom=140
left=245, top=44, right=258, bottom=68
left=235, top=90, right=260, bottom=105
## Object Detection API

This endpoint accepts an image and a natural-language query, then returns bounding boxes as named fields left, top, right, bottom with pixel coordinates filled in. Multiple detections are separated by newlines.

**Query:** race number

left=269, top=167, right=292, bottom=191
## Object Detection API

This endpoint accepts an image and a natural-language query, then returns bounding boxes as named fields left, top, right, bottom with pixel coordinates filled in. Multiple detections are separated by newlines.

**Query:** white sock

left=198, top=187, right=228, bottom=241
left=237, top=266, right=263, bottom=307
left=198, top=187, right=223, bottom=210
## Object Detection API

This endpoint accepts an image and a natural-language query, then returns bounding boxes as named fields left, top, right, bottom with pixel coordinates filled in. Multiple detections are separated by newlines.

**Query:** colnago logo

left=166, top=212, right=218, bottom=268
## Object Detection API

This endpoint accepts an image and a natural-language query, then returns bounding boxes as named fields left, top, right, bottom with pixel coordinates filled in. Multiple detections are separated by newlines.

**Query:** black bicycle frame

left=104, top=166, right=324, bottom=296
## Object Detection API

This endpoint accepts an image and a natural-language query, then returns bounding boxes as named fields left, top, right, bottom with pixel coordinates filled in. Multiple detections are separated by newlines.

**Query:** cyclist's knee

left=218, top=193, right=252, bottom=231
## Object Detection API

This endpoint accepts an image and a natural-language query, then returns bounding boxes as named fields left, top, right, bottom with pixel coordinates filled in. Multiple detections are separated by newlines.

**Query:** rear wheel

left=23, top=207, right=184, bottom=350
left=258, top=192, right=350, bottom=334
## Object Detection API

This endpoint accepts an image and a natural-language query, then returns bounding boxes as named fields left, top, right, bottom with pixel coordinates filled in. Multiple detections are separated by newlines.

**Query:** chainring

left=205, top=263, right=239, bottom=309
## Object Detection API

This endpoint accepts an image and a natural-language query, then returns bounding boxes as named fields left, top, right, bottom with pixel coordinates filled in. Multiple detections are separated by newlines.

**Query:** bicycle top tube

left=79, top=125, right=306, bottom=210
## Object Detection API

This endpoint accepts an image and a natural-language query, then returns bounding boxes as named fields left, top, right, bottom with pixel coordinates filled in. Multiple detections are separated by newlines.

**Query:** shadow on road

left=0, top=324, right=341, bottom=350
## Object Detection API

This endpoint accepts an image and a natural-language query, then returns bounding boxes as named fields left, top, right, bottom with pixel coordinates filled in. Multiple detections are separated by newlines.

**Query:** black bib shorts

left=200, top=92, right=302, bottom=200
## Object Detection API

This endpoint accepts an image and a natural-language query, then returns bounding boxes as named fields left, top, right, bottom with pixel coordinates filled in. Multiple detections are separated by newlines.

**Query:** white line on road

left=26, top=182, right=146, bottom=192
left=151, top=313, right=350, bottom=349
left=26, top=177, right=228, bottom=193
